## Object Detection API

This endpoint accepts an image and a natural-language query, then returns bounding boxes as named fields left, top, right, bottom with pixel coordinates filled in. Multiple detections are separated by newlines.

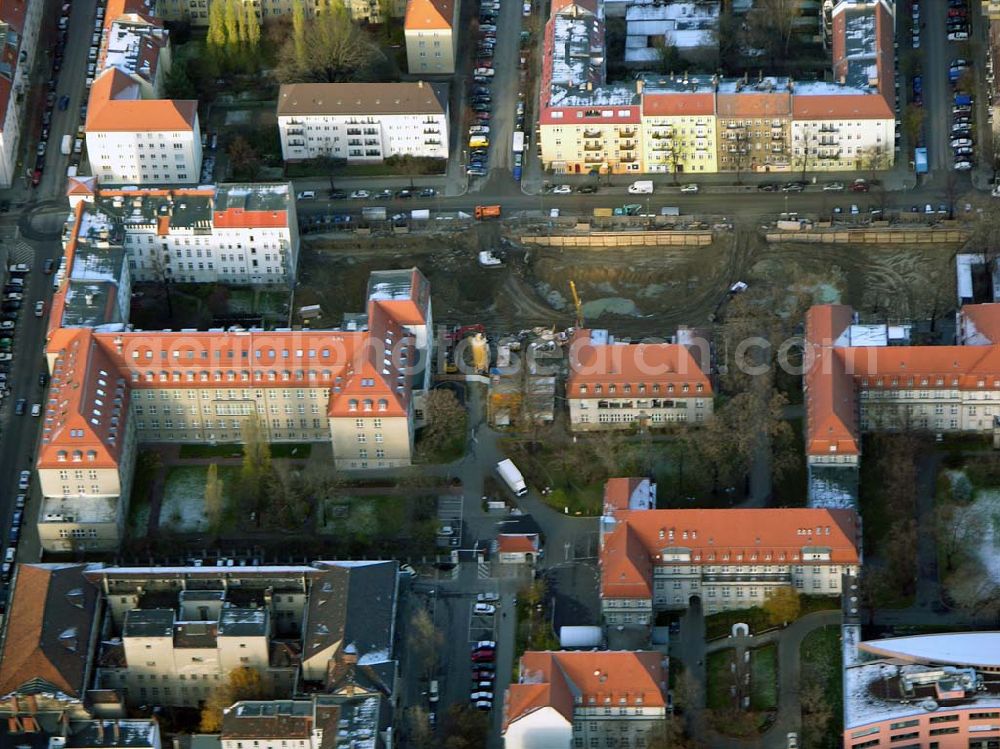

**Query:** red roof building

left=565, top=328, right=713, bottom=431
left=503, top=651, right=667, bottom=749
left=600, top=508, right=860, bottom=621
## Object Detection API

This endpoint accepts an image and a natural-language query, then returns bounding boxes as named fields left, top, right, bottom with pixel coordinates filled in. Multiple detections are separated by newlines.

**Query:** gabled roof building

left=502, top=651, right=668, bottom=749
left=565, top=328, right=714, bottom=431
left=37, top=268, right=432, bottom=553
left=599, top=508, right=860, bottom=623
left=804, top=303, right=1000, bottom=508
left=0, top=564, right=103, bottom=721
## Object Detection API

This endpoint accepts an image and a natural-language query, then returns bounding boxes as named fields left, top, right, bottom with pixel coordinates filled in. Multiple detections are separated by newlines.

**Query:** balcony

left=364, top=140, right=380, bottom=146
left=348, top=139, right=362, bottom=146
left=347, top=128, right=362, bottom=136
left=619, top=155, right=637, bottom=163
left=583, top=129, right=603, bottom=138
left=771, top=133, right=785, bottom=141
left=424, top=139, right=442, bottom=146
left=584, top=155, right=604, bottom=164
left=649, top=141, right=672, bottom=152
left=365, top=150, right=381, bottom=157
left=619, top=129, right=637, bottom=138
left=620, top=141, right=637, bottom=151
left=702, top=573, right=792, bottom=584
left=584, top=143, right=604, bottom=152
left=423, top=128, right=440, bottom=135
left=285, top=127, right=304, bottom=136
left=819, top=125, right=839, bottom=133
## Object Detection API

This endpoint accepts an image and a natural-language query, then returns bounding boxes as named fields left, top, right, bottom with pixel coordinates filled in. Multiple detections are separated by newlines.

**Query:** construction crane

left=569, top=280, right=583, bottom=329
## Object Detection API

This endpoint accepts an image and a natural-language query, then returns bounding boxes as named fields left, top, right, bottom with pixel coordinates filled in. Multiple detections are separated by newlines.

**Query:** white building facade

left=277, top=82, right=449, bottom=163
left=0, top=0, right=45, bottom=187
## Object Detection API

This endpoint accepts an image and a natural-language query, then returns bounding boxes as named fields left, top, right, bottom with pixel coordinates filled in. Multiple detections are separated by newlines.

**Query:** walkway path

left=677, top=609, right=841, bottom=749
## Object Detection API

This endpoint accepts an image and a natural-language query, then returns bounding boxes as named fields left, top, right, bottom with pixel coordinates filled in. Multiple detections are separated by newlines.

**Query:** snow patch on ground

left=971, top=490, right=1000, bottom=583
left=160, top=466, right=211, bottom=532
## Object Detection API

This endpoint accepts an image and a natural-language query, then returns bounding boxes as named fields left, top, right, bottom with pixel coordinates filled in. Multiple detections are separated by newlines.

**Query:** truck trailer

left=496, top=459, right=528, bottom=496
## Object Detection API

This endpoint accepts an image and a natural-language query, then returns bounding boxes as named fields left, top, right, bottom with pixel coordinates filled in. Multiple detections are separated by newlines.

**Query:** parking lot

left=437, top=495, right=464, bottom=548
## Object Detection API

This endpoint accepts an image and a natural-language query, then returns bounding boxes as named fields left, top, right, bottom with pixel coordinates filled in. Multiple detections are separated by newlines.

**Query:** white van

left=296, top=191, right=316, bottom=200
left=428, top=680, right=439, bottom=703
left=628, top=180, right=654, bottom=194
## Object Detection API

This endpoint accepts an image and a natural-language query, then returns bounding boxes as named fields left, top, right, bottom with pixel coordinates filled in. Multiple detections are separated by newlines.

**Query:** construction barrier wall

left=521, top=231, right=714, bottom=247
left=765, top=229, right=969, bottom=244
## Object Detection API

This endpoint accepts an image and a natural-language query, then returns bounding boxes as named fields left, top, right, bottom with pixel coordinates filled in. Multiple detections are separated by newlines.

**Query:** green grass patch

left=706, top=649, right=734, bottom=710
left=705, top=607, right=770, bottom=640
left=799, top=625, right=843, bottom=749
left=270, top=443, right=312, bottom=459
left=749, top=644, right=777, bottom=711
left=161, top=464, right=241, bottom=532
left=317, top=494, right=438, bottom=556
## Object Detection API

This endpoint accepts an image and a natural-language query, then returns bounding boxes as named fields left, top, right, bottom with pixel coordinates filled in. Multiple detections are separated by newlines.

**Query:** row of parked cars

left=466, top=0, right=501, bottom=177
left=946, top=0, right=969, bottom=41
left=950, top=62, right=975, bottom=171
left=469, top=592, right=500, bottom=711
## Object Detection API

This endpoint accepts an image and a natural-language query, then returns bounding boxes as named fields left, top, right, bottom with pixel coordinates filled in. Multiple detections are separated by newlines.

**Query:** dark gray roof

left=304, top=562, right=397, bottom=665
left=122, top=609, right=174, bottom=638
left=218, top=608, right=268, bottom=637
left=0, top=720, right=159, bottom=749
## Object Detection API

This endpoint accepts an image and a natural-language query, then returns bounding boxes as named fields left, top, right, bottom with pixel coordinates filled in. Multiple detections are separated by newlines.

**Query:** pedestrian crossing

left=477, top=560, right=491, bottom=579
left=8, top=241, right=33, bottom=265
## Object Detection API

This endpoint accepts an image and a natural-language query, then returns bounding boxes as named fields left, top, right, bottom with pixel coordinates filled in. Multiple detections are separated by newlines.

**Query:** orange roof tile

left=213, top=209, right=289, bottom=230
left=717, top=92, right=791, bottom=118
left=567, top=329, right=712, bottom=395
left=41, top=269, right=431, bottom=461
left=601, top=508, right=860, bottom=598
left=642, top=92, right=715, bottom=117
left=504, top=651, right=666, bottom=731
left=804, top=305, right=859, bottom=456
left=404, top=0, right=453, bottom=31
left=960, top=304, right=1000, bottom=344
left=792, top=92, right=893, bottom=119
left=498, top=534, right=539, bottom=553
left=86, top=69, right=197, bottom=133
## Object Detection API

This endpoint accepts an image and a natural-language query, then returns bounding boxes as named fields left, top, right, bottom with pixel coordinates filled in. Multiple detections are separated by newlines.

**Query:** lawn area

left=178, top=443, right=312, bottom=459
left=318, top=494, right=438, bottom=556
left=799, top=625, right=843, bottom=749
left=705, top=607, right=770, bottom=640
left=749, top=644, right=778, bottom=712
left=705, top=649, right=734, bottom=710
left=160, top=465, right=241, bottom=532
left=799, top=595, right=840, bottom=616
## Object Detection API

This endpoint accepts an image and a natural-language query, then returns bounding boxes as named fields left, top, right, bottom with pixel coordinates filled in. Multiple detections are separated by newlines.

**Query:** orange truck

left=474, top=204, right=501, bottom=220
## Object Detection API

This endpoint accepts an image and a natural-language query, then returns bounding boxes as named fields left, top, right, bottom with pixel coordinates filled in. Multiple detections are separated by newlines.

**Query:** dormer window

left=363, top=399, right=373, bottom=411
left=72, top=450, right=83, bottom=462
left=57, top=451, right=67, bottom=462
left=87, top=450, right=97, bottom=461
left=378, top=398, right=388, bottom=411
left=348, top=399, right=358, bottom=412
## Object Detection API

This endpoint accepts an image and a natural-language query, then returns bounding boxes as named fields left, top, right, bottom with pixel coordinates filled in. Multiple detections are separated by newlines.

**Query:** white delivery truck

left=496, top=459, right=528, bottom=496
left=628, top=180, right=654, bottom=194
left=61, top=134, right=72, bottom=155
left=512, top=131, right=525, bottom=154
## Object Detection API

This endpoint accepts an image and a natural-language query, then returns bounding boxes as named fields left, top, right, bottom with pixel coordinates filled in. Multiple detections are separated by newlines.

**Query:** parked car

left=552, top=184, right=572, bottom=194
left=349, top=190, right=371, bottom=199
left=679, top=183, right=699, bottom=193
left=474, top=640, right=497, bottom=649
left=823, top=182, right=844, bottom=191
left=471, top=650, right=495, bottom=662
left=18, top=470, right=30, bottom=490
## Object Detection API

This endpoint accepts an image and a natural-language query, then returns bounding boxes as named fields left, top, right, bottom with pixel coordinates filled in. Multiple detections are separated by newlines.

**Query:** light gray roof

left=277, top=82, right=448, bottom=117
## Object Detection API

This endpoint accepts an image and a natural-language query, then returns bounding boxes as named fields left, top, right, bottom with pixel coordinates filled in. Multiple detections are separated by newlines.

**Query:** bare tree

left=409, top=608, right=444, bottom=679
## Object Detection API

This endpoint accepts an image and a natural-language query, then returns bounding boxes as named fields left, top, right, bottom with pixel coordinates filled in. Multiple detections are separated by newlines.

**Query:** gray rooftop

left=218, top=608, right=268, bottom=637
left=123, top=609, right=175, bottom=638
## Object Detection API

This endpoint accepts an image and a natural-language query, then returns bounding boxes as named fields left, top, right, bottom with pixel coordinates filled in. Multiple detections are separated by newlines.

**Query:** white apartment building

left=276, top=82, right=448, bottom=163
left=503, top=651, right=668, bottom=749
left=565, top=328, right=713, bottom=431
left=221, top=697, right=389, bottom=749
left=0, top=0, right=44, bottom=187
left=86, top=69, right=202, bottom=186
left=78, top=183, right=300, bottom=285
left=404, top=0, right=459, bottom=74
left=600, top=508, right=861, bottom=623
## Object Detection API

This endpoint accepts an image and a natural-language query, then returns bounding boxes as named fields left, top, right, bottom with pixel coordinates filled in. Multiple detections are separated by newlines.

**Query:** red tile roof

left=601, top=508, right=860, bottom=598
left=791, top=92, right=893, bottom=119
left=960, top=304, right=1000, bottom=344
left=86, top=68, right=197, bottom=133
left=497, top=534, right=539, bottom=553
left=504, top=651, right=666, bottom=732
left=212, top=209, right=289, bottom=230
left=41, top=270, right=430, bottom=464
left=804, top=304, right=1000, bottom=457
left=566, top=329, right=713, bottom=396
left=642, top=92, right=715, bottom=117
left=404, top=0, right=454, bottom=31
